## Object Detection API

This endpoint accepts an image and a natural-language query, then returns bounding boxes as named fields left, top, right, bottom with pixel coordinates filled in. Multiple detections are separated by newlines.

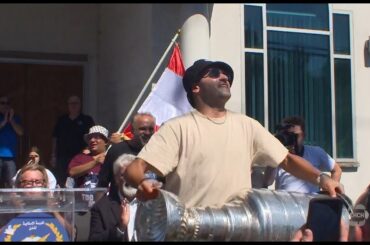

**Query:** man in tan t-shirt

left=124, top=59, right=344, bottom=208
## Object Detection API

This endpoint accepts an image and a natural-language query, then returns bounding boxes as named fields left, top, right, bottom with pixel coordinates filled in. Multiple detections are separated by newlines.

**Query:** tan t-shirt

left=138, top=110, right=288, bottom=208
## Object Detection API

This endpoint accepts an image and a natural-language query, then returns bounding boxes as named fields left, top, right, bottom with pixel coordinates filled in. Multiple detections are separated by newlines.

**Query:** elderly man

left=67, top=125, right=109, bottom=188
left=97, top=113, right=157, bottom=192
left=89, top=153, right=160, bottom=241
left=124, top=59, right=343, bottom=208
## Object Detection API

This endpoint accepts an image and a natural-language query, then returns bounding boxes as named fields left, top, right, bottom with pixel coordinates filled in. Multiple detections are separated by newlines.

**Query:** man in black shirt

left=51, top=95, right=95, bottom=187
left=98, top=113, right=157, bottom=193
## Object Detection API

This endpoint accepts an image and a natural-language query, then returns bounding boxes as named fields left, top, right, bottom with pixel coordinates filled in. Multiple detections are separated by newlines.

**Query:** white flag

left=123, top=43, right=192, bottom=138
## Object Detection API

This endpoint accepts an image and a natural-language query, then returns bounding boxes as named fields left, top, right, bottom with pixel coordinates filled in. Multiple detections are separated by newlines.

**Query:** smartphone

left=306, top=197, right=343, bottom=241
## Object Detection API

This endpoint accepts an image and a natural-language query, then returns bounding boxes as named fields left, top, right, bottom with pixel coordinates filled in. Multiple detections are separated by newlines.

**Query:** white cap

left=84, top=125, right=109, bottom=142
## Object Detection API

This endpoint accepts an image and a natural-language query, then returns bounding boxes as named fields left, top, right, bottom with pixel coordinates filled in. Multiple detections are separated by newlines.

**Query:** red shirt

left=68, top=153, right=101, bottom=187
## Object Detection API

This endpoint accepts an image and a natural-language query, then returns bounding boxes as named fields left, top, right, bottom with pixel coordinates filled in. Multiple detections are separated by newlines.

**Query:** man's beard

left=121, top=182, right=137, bottom=199
left=138, top=134, right=152, bottom=147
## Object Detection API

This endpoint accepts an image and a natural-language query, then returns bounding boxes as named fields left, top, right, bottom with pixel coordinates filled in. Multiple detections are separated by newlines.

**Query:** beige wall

left=210, top=4, right=244, bottom=113
left=0, top=4, right=97, bottom=53
left=98, top=4, right=153, bottom=131
left=332, top=4, right=370, bottom=202
left=0, top=4, right=99, bottom=118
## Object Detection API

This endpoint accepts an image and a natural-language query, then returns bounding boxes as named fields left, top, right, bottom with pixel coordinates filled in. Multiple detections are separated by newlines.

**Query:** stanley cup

left=135, top=188, right=352, bottom=241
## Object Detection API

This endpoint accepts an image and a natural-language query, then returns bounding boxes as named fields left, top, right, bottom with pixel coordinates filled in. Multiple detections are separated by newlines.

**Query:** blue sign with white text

left=0, top=212, right=70, bottom=241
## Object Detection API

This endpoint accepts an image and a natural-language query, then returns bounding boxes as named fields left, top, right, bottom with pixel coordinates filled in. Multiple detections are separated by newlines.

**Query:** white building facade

left=0, top=3, right=369, bottom=202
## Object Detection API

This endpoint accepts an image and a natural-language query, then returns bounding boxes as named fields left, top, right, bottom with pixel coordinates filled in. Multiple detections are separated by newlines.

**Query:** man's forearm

left=279, top=153, right=321, bottom=185
left=124, top=158, right=148, bottom=187
left=10, top=120, right=23, bottom=136
left=69, top=160, right=98, bottom=177
left=0, top=119, right=6, bottom=129
left=330, top=163, right=342, bottom=182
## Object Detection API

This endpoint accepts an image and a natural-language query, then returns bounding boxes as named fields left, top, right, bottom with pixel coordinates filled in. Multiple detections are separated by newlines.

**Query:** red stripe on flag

left=121, top=42, right=189, bottom=140
left=122, top=124, right=134, bottom=140
left=167, top=43, right=185, bottom=77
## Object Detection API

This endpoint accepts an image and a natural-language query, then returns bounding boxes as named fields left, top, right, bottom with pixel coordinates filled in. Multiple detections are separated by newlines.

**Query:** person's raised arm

left=9, top=109, right=23, bottom=136
left=279, top=153, right=344, bottom=197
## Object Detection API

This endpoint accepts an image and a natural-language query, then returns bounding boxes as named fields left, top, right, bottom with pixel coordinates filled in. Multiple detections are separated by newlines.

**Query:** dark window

left=267, top=4, right=329, bottom=30
left=334, top=58, right=353, bottom=158
left=268, top=31, right=332, bottom=154
left=333, top=14, right=350, bottom=55
left=244, top=5, right=263, bottom=49
left=245, top=53, right=264, bottom=124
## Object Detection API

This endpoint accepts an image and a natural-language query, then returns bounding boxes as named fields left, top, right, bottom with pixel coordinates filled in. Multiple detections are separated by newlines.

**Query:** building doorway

left=0, top=62, right=84, bottom=170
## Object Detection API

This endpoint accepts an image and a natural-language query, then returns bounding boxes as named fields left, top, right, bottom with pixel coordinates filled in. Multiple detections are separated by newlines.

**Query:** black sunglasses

left=0, top=101, right=9, bottom=105
left=202, top=67, right=231, bottom=81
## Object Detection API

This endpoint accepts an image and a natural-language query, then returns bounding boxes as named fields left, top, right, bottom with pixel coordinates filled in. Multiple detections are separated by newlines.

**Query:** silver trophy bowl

left=135, top=188, right=352, bottom=241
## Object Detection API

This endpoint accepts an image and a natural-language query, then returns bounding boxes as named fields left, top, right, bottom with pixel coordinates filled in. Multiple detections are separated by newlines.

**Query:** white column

left=180, top=4, right=210, bottom=68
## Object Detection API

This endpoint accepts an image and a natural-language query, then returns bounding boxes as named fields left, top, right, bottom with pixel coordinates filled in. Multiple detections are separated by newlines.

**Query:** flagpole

left=116, top=29, right=181, bottom=134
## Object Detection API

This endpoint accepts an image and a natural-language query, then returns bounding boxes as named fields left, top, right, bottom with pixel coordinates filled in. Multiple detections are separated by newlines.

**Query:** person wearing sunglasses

left=124, top=59, right=343, bottom=208
left=0, top=95, right=24, bottom=188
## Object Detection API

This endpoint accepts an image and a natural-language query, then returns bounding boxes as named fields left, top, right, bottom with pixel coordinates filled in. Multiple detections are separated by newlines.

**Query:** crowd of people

left=0, top=92, right=163, bottom=241
left=0, top=58, right=368, bottom=241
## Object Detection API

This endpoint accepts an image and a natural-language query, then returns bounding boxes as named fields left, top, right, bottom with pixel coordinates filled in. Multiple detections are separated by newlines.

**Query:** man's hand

left=136, top=179, right=161, bottom=201
left=110, top=132, right=123, bottom=144
left=93, top=152, right=106, bottom=165
left=291, top=220, right=348, bottom=242
left=280, top=154, right=344, bottom=198
left=319, top=174, right=344, bottom=197
left=0, top=111, right=8, bottom=127
left=8, top=108, right=14, bottom=122
left=291, top=226, right=313, bottom=242
left=119, top=199, right=130, bottom=230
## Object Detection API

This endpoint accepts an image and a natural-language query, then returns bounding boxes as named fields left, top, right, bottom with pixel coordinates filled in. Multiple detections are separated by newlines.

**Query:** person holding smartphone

left=292, top=221, right=349, bottom=242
